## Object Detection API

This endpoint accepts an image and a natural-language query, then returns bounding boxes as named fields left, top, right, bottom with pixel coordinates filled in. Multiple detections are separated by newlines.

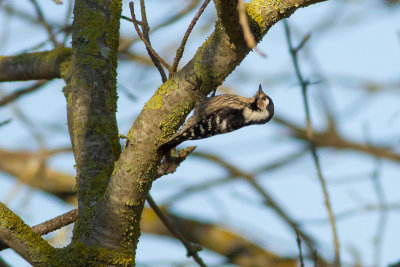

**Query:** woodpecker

left=158, top=84, right=274, bottom=154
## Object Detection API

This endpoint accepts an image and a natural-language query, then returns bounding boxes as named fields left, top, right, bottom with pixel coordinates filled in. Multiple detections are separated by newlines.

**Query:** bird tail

left=158, top=116, right=197, bottom=155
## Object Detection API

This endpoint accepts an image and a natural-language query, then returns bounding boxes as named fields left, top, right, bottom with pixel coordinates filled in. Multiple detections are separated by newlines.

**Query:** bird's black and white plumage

left=158, top=84, right=274, bottom=154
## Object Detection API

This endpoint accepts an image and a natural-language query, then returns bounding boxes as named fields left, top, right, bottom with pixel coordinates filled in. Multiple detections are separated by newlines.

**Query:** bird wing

left=163, top=94, right=250, bottom=142
left=194, top=94, right=249, bottom=119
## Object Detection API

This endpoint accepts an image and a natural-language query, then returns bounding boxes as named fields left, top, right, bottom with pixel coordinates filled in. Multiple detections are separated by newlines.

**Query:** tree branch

left=63, top=0, right=122, bottom=245
left=0, top=202, right=56, bottom=266
left=0, top=47, right=71, bottom=82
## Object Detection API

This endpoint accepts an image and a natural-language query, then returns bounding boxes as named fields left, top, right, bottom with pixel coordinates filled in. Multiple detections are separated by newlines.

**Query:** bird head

left=254, top=85, right=274, bottom=119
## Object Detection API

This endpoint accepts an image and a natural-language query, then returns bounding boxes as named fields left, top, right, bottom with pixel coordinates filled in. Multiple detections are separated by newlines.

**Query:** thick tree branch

left=87, top=0, right=327, bottom=257
left=62, top=0, right=122, bottom=245
left=0, top=47, right=71, bottom=82
left=0, top=202, right=55, bottom=266
left=213, top=0, right=242, bottom=44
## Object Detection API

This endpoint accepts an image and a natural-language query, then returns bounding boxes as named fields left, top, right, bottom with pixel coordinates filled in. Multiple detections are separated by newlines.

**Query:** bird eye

left=262, top=96, right=267, bottom=101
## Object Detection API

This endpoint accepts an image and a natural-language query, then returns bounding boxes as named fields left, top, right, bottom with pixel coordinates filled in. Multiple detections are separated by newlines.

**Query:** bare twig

left=121, top=15, right=133, bottom=22
left=169, top=0, right=211, bottom=77
left=119, top=0, right=201, bottom=53
left=146, top=195, right=207, bottom=267
left=371, top=158, right=387, bottom=267
left=61, top=0, right=73, bottom=45
left=29, top=0, right=59, bottom=47
left=0, top=80, right=48, bottom=107
left=31, top=209, right=77, bottom=236
left=314, top=250, right=319, bottom=267
left=283, top=19, right=340, bottom=266
left=138, top=0, right=168, bottom=83
left=294, top=33, right=311, bottom=53
left=296, top=230, right=305, bottom=267
left=129, top=2, right=171, bottom=72
left=237, top=0, right=266, bottom=57
left=0, top=119, right=11, bottom=128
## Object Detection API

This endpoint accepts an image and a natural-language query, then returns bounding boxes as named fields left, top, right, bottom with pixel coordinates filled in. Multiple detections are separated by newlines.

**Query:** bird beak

left=258, top=84, right=264, bottom=95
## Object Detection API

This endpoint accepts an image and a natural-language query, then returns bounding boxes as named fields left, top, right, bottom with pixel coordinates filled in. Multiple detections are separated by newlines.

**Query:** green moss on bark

left=53, top=242, right=134, bottom=267
left=0, top=203, right=55, bottom=265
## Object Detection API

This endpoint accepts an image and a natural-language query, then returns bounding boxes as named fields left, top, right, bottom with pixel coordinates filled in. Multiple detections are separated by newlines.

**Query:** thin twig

left=31, top=209, right=78, bottom=235
left=138, top=0, right=167, bottom=82
left=294, top=34, right=311, bottom=53
left=0, top=80, right=48, bottom=107
left=129, top=2, right=171, bottom=72
left=146, top=194, right=207, bottom=267
left=29, top=0, right=59, bottom=47
left=314, top=250, right=318, bottom=267
left=283, top=19, right=341, bottom=267
left=119, top=0, right=201, bottom=53
left=0, top=119, right=11, bottom=128
left=371, top=158, right=387, bottom=267
left=296, top=230, right=305, bottom=267
left=121, top=15, right=134, bottom=22
left=169, top=0, right=211, bottom=77
left=62, top=0, right=73, bottom=45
